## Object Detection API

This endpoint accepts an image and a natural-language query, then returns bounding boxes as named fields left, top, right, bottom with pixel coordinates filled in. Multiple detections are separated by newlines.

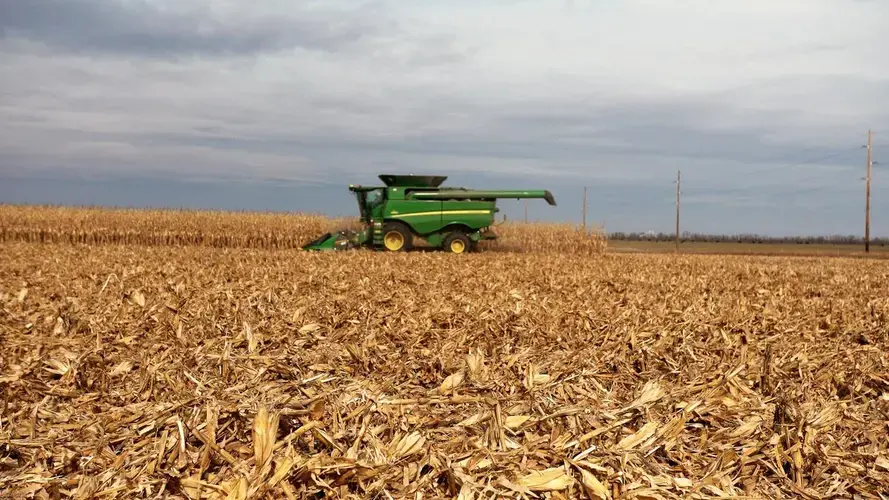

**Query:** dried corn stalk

left=1, top=210, right=888, bottom=499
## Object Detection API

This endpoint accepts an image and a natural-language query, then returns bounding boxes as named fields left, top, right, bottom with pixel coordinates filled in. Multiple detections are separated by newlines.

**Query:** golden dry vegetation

left=0, top=205, right=607, bottom=255
left=1, top=206, right=889, bottom=499
left=485, top=222, right=607, bottom=256
left=0, top=205, right=333, bottom=249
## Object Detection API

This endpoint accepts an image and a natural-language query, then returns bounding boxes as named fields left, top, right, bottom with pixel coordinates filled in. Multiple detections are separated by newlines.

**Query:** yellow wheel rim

left=450, top=239, right=466, bottom=253
left=384, top=231, right=404, bottom=251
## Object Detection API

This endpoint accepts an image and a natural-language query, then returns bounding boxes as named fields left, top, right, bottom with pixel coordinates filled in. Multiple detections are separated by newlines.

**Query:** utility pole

left=866, top=129, right=872, bottom=253
left=675, top=170, right=681, bottom=252
left=524, top=200, right=528, bottom=223
left=582, top=186, right=588, bottom=233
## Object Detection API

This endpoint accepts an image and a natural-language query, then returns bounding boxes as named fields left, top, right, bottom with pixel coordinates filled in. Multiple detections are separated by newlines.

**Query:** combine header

left=302, top=174, right=557, bottom=253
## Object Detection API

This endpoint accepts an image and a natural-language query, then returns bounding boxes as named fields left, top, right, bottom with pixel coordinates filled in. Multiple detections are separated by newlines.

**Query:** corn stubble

left=1, top=220, right=889, bottom=498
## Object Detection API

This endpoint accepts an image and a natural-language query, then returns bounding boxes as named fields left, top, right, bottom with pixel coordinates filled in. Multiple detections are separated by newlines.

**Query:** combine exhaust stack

left=302, top=174, right=557, bottom=253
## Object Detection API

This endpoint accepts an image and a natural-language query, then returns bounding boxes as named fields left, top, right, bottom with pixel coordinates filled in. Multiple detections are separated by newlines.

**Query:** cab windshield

left=355, top=188, right=384, bottom=221
left=365, top=189, right=383, bottom=208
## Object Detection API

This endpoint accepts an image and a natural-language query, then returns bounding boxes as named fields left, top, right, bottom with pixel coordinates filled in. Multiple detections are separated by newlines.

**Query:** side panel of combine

left=439, top=200, right=495, bottom=231
left=384, top=198, right=444, bottom=235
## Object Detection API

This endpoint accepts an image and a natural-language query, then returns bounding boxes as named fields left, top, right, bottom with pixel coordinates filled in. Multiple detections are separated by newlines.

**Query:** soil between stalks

left=1, top=242, right=888, bottom=498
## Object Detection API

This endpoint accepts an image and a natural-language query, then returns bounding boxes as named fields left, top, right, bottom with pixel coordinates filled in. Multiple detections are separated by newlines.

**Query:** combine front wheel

left=382, top=223, right=412, bottom=252
left=444, top=231, right=470, bottom=254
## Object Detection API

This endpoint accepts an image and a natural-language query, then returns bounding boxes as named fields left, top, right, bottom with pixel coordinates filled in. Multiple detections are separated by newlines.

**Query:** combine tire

left=382, top=222, right=412, bottom=252
left=444, top=231, right=470, bottom=254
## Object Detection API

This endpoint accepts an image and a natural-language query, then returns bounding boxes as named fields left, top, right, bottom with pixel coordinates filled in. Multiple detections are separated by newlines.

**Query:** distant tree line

left=608, top=231, right=889, bottom=246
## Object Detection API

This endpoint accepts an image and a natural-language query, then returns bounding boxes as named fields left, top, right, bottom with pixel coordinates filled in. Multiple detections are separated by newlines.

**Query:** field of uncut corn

left=0, top=205, right=607, bottom=255
left=2, top=231, right=888, bottom=498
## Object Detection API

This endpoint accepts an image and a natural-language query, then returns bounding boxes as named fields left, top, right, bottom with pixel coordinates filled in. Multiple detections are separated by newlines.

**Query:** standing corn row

left=0, top=205, right=331, bottom=250
left=0, top=205, right=607, bottom=255
left=489, top=222, right=608, bottom=255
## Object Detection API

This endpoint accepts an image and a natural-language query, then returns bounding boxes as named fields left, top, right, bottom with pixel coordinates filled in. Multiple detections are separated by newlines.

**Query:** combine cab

left=302, top=174, right=556, bottom=253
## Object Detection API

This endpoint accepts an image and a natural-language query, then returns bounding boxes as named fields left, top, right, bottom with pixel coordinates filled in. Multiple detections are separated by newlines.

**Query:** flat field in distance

left=1, top=205, right=889, bottom=498
left=609, top=239, right=889, bottom=258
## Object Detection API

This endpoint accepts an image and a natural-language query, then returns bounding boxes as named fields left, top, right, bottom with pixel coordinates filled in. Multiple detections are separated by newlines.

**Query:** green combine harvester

left=302, top=174, right=557, bottom=253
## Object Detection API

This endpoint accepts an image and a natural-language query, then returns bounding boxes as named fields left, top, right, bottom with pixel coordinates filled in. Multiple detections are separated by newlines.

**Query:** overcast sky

left=1, top=0, right=888, bottom=235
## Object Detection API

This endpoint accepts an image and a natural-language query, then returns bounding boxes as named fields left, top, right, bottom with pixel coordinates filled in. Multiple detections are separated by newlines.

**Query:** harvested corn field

left=2, top=240, right=889, bottom=499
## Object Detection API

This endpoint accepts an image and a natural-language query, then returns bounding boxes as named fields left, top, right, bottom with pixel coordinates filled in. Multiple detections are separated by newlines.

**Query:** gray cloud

left=1, top=55, right=881, bottom=189
left=2, top=0, right=889, bottom=235
left=0, top=0, right=398, bottom=57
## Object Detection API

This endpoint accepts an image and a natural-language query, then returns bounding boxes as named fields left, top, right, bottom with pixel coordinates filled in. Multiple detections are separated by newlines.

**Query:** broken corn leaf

left=224, top=477, right=248, bottom=500
left=577, top=467, right=609, bottom=499
left=517, top=467, right=574, bottom=491
left=466, top=350, right=484, bottom=380
left=620, top=380, right=664, bottom=412
left=457, top=412, right=488, bottom=427
left=244, top=321, right=258, bottom=353
left=298, top=323, right=321, bottom=334
left=729, top=416, right=762, bottom=438
left=456, top=483, right=475, bottom=500
left=616, top=421, right=658, bottom=450
left=673, top=476, right=693, bottom=488
left=44, top=359, right=70, bottom=376
left=131, top=290, right=146, bottom=307
left=388, top=431, right=426, bottom=460
left=109, top=360, right=133, bottom=377
left=253, top=407, right=279, bottom=469
left=456, top=456, right=493, bottom=471
left=504, top=415, right=531, bottom=429
left=268, top=457, right=295, bottom=487
left=439, top=370, right=465, bottom=393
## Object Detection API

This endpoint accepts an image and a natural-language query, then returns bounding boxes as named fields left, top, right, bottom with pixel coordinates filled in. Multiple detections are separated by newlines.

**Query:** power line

left=731, top=146, right=864, bottom=177
left=676, top=145, right=868, bottom=200
left=690, top=171, right=862, bottom=195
